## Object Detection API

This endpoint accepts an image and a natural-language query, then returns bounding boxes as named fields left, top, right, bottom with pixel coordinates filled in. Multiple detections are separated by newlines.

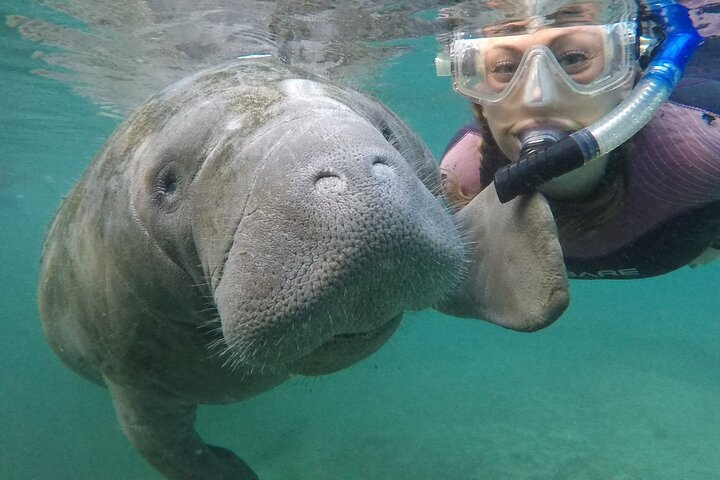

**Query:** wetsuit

left=440, top=99, right=720, bottom=279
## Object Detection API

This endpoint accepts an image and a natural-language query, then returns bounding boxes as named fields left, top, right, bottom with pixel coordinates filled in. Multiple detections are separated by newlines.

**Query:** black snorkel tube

left=493, top=0, right=704, bottom=203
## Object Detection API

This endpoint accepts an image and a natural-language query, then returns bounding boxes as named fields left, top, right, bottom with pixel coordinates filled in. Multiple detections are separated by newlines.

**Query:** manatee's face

left=131, top=70, right=464, bottom=376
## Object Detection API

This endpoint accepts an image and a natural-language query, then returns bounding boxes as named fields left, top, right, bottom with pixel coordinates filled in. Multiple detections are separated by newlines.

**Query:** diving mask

left=449, top=22, right=637, bottom=105
left=436, top=0, right=702, bottom=203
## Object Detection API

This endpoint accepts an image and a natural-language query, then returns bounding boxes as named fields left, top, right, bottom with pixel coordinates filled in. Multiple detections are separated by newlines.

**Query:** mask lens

left=451, top=22, right=636, bottom=104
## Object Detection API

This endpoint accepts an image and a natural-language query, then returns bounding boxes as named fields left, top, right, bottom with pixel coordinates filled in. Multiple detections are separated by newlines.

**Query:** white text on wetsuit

left=567, top=268, right=640, bottom=279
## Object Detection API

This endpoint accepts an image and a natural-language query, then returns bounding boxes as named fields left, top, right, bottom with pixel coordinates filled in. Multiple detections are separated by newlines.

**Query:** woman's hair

left=472, top=103, right=511, bottom=190
left=445, top=102, right=629, bottom=242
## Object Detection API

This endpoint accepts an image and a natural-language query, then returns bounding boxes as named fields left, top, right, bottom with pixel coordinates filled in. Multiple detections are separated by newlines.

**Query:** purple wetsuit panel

left=441, top=120, right=482, bottom=159
left=560, top=101, right=720, bottom=279
left=440, top=121, right=483, bottom=199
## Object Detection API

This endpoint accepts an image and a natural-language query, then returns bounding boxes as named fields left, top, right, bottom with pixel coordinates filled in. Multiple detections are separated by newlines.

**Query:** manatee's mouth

left=287, top=313, right=403, bottom=376
left=329, top=313, right=402, bottom=342
left=308, top=312, right=402, bottom=354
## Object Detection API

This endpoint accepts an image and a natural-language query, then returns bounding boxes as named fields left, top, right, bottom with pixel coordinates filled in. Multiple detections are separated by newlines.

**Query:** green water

left=2, top=2, right=719, bottom=480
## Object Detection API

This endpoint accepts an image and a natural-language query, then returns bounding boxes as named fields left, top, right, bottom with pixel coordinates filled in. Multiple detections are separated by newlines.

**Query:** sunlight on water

left=2, top=1, right=719, bottom=479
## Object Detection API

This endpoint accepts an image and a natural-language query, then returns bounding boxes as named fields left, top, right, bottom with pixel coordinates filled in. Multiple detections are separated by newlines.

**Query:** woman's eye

left=489, top=60, right=518, bottom=81
left=556, top=50, right=591, bottom=73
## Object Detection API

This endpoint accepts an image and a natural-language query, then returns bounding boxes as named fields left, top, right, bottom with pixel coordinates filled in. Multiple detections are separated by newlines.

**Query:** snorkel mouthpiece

left=495, top=134, right=589, bottom=203
left=519, top=128, right=568, bottom=155
left=494, top=0, right=703, bottom=203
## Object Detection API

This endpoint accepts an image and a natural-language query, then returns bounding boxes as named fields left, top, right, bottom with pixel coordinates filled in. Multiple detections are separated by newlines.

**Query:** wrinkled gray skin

left=39, top=60, right=466, bottom=480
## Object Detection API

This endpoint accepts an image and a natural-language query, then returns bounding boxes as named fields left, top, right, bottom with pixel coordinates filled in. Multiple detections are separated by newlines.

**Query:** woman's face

left=478, top=25, right=635, bottom=160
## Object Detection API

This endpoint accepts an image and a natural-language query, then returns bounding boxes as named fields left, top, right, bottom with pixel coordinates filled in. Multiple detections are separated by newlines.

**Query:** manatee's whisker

left=196, top=306, right=219, bottom=315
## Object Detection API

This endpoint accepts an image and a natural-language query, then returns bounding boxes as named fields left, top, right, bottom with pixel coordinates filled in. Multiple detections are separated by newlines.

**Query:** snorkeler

left=437, top=0, right=720, bottom=280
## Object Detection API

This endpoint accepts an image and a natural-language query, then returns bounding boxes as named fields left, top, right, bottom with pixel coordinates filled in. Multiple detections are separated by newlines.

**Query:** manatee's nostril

left=371, top=156, right=393, bottom=177
left=314, top=171, right=345, bottom=193
left=371, top=156, right=388, bottom=166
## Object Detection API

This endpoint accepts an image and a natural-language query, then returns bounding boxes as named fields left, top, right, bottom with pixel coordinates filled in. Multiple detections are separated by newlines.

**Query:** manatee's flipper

left=436, top=183, right=569, bottom=331
left=106, top=380, right=258, bottom=480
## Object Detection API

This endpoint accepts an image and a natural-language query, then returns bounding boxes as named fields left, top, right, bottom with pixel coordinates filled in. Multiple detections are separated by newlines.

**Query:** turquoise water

left=2, top=2, right=720, bottom=479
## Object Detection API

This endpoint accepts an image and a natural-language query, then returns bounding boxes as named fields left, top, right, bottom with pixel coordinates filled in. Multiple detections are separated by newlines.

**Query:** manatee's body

left=40, top=59, right=570, bottom=479
left=38, top=60, right=467, bottom=479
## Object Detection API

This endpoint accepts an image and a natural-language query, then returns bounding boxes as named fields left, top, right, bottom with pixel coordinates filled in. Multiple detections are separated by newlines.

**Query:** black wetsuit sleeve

left=670, top=77, right=720, bottom=117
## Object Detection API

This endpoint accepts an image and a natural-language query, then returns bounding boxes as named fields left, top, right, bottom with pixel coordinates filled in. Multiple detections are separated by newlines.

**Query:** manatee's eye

left=379, top=121, right=402, bottom=151
left=160, top=172, right=177, bottom=194
left=152, top=163, right=181, bottom=205
left=157, top=169, right=178, bottom=195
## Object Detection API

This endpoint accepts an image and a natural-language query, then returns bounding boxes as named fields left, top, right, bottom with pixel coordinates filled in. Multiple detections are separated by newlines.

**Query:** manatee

left=38, top=60, right=568, bottom=479
left=38, top=60, right=464, bottom=479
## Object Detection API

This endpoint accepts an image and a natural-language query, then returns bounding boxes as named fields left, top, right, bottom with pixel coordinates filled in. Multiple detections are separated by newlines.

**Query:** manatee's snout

left=213, top=113, right=464, bottom=372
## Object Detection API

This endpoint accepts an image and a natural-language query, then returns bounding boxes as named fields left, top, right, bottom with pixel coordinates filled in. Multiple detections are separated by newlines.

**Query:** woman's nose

left=520, top=54, right=560, bottom=108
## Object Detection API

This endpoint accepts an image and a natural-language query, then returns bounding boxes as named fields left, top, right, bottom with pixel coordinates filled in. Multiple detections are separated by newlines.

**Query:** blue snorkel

left=493, top=0, right=704, bottom=203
